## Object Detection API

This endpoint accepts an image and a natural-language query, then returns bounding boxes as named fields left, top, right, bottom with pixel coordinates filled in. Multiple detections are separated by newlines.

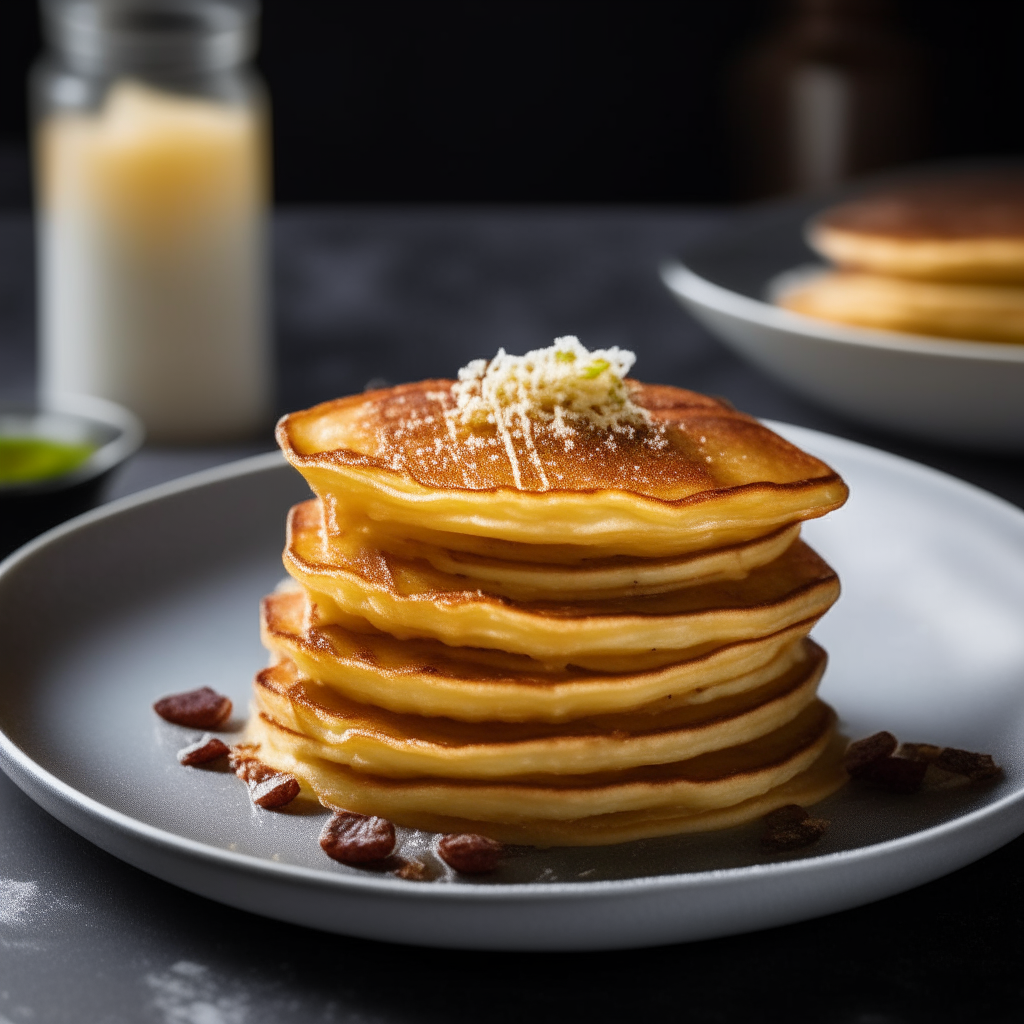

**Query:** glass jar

left=33, top=0, right=272, bottom=443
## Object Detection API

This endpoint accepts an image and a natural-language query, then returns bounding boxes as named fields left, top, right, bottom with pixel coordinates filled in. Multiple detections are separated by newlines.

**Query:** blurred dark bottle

left=730, top=0, right=925, bottom=198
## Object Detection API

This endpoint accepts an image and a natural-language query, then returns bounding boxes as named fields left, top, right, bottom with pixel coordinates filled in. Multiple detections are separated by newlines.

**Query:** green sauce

left=0, top=437, right=95, bottom=485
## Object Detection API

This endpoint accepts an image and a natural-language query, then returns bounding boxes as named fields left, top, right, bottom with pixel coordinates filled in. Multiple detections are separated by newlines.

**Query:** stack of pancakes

left=779, top=172, right=1024, bottom=344
left=248, top=359, right=850, bottom=845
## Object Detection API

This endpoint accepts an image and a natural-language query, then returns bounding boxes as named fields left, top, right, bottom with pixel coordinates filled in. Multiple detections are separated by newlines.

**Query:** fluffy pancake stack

left=779, top=173, right=1024, bottom=344
left=250, top=338, right=850, bottom=845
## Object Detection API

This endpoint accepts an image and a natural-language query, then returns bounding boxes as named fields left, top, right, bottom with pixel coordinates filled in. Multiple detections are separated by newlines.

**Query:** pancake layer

left=328, top=504, right=804, bottom=601
left=808, top=174, right=1024, bottom=284
left=277, top=380, right=847, bottom=557
left=285, top=500, right=840, bottom=662
left=779, top=271, right=1024, bottom=344
left=255, top=731, right=848, bottom=846
left=261, top=587, right=822, bottom=722
left=254, top=641, right=826, bottom=778
left=249, top=702, right=842, bottom=843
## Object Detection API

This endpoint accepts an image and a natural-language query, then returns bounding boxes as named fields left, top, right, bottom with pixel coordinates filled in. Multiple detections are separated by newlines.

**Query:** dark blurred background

left=0, top=0, right=1022, bottom=207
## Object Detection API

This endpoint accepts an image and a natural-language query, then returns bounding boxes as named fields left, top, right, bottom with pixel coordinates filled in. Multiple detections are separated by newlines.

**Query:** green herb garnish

left=0, top=437, right=95, bottom=485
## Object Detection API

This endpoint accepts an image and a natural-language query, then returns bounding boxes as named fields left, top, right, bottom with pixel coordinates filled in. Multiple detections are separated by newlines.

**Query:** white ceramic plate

left=661, top=197, right=1024, bottom=452
left=0, top=435, right=1022, bottom=951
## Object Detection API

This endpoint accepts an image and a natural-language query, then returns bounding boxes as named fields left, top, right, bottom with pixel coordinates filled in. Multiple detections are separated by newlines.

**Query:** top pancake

left=808, top=173, right=1024, bottom=283
left=277, top=380, right=847, bottom=556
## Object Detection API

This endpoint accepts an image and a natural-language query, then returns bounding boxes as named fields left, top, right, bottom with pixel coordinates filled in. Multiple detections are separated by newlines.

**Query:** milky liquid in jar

left=34, top=1, right=271, bottom=443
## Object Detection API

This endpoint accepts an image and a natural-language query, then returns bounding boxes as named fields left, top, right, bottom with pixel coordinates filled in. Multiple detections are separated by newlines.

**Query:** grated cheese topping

left=450, top=336, right=649, bottom=432
left=445, top=336, right=657, bottom=490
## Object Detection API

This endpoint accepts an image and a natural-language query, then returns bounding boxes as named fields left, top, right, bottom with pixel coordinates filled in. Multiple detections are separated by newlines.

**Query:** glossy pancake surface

left=277, top=381, right=848, bottom=556
left=254, top=641, right=825, bottom=778
left=261, top=587, right=822, bottom=721
left=329, top=506, right=803, bottom=601
left=808, top=173, right=1024, bottom=283
left=284, top=500, right=840, bottom=661
left=249, top=700, right=837, bottom=824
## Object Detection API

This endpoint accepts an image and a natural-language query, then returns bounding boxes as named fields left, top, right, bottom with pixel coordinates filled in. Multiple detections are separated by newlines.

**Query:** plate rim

left=1, top=425, right=1023, bottom=907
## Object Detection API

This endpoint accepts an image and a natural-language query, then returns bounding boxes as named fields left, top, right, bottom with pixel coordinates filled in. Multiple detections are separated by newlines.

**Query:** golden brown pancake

left=778, top=270, right=1024, bottom=344
left=261, top=586, right=823, bottom=722
left=352, top=734, right=849, bottom=846
left=327, top=502, right=803, bottom=601
left=255, top=732, right=847, bottom=847
left=277, top=381, right=848, bottom=558
left=808, top=173, right=1024, bottom=283
left=254, top=642, right=825, bottom=778
left=257, top=346, right=850, bottom=847
left=248, top=700, right=838, bottom=831
left=283, top=499, right=840, bottom=663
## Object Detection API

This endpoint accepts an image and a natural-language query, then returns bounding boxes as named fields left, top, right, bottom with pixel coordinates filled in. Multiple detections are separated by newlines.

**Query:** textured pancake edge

left=285, top=537, right=840, bottom=661
left=809, top=223, right=1024, bottom=282
left=779, top=270, right=1024, bottom=344
left=247, top=702, right=836, bottom=821
left=296, top=462, right=848, bottom=553
left=323, top=732, right=849, bottom=846
left=251, top=644, right=825, bottom=778
left=261, top=589, right=822, bottom=721
left=276, top=383, right=848, bottom=554
left=334, top=517, right=804, bottom=600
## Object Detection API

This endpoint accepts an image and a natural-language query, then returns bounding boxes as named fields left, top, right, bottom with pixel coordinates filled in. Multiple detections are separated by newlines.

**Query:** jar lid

left=42, top=0, right=259, bottom=76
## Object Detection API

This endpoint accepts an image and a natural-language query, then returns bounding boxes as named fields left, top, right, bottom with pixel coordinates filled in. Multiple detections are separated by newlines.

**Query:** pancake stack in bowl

left=779, top=172, right=1024, bottom=344
left=249, top=338, right=850, bottom=845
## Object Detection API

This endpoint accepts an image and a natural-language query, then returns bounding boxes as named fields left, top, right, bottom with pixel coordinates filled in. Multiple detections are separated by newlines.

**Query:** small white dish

left=0, top=434, right=1022, bottom=951
left=661, top=201, right=1024, bottom=452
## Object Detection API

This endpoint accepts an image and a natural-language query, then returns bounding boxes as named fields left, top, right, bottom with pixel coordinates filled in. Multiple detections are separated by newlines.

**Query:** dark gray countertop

left=0, top=208, right=1022, bottom=1023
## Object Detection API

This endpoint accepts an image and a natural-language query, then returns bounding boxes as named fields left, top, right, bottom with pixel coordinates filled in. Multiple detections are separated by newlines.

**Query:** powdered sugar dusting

left=439, top=337, right=666, bottom=491
left=145, top=961, right=249, bottom=1024
left=0, top=877, right=82, bottom=955
left=0, top=880, right=40, bottom=928
left=339, top=341, right=688, bottom=493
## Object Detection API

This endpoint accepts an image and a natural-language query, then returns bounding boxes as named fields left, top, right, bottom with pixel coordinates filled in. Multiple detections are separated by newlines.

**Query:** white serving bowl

left=661, top=192, right=1024, bottom=452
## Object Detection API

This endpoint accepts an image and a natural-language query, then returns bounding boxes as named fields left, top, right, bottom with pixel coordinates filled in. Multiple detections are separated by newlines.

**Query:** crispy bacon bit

left=763, top=804, right=809, bottom=828
left=856, top=756, right=927, bottom=793
left=844, top=731, right=898, bottom=776
left=320, top=811, right=396, bottom=864
left=761, top=805, right=829, bottom=851
left=229, top=745, right=273, bottom=783
left=177, top=734, right=230, bottom=766
left=899, top=742, right=944, bottom=763
left=762, top=819, right=829, bottom=852
left=249, top=773, right=300, bottom=809
left=394, top=858, right=434, bottom=881
left=153, top=687, right=232, bottom=729
left=934, top=747, right=1002, bottom=782
left=226, top=744, right=299, bottom=809
left=846, top=733, right=1002, bottom=796
left=228, top=742, right=259, bottom=761
left=437, top=833, right=503, bottom=873
left=235, top=759, right=277, bottom=785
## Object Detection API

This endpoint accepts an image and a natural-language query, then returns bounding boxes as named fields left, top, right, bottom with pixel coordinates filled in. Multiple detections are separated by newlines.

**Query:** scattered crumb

left=761, top=804, right=829, bottom=851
